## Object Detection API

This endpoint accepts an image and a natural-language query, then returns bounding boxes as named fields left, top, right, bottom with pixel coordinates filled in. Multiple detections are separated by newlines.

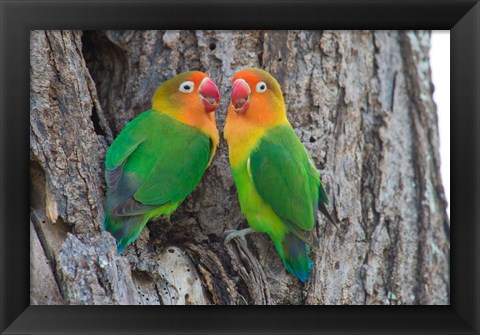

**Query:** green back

left=105, top=110, right=211, bottom=213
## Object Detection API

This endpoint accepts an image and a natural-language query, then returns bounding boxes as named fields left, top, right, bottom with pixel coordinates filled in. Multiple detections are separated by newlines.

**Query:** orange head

left=227, top=68, right=287, bottom=127
left=152, top=71, right=220, bottom=115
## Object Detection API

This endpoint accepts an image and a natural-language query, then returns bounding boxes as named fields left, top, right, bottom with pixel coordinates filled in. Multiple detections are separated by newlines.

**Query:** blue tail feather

left=279, top=232, right=313, bottom=282
left=104, top=211, right=145, bottom=253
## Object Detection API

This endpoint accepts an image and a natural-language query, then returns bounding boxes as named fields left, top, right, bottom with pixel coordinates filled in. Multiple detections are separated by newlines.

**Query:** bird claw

left=223, top=227, right=255, bottom=245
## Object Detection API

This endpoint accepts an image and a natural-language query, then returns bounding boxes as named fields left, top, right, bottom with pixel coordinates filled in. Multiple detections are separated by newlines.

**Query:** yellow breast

left=223, top=114, right=265, bottom=167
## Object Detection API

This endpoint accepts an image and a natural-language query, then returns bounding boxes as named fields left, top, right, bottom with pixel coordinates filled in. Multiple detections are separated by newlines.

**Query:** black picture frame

left=1, top=0, right=478, bottom=334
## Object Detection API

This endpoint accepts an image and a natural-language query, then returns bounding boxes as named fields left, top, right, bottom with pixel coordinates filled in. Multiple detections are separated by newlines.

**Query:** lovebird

left=104, top=71, right=220, bottom=252
left=223, top=68, right=335, bottom=282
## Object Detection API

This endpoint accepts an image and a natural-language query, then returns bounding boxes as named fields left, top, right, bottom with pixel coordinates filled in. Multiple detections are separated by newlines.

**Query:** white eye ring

left=179, top=81, right=194, bottom=93
left=256, top=81, right=267, bottom=92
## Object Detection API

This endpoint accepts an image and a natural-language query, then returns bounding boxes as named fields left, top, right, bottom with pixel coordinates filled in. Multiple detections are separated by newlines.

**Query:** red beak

left=199, top=77, right=220, bottom=113
left=231, top=79, right=251, bottom=114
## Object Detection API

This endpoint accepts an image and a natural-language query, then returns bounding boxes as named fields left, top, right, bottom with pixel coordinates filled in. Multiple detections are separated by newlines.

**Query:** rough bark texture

left=30, top=30, right=449, bottom=305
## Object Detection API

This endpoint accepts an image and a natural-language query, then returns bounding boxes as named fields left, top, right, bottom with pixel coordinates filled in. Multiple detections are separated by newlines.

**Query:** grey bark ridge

left=30, top=30, right=449, bottom=305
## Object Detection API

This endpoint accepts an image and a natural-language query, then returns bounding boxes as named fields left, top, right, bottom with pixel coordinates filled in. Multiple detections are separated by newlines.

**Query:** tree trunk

left=29, top=30, right=449, bottom=305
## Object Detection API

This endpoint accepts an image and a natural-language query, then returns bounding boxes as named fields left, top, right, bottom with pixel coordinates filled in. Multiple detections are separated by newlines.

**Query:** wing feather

left=105, top=111, right=211, bottom=217
left=249, top=125, right=322, bottom=233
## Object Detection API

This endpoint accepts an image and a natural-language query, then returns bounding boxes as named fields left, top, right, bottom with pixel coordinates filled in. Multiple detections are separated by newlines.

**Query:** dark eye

left=256, top=81, right=267, bottom=92
left=179, top=81, right=194, bottom=93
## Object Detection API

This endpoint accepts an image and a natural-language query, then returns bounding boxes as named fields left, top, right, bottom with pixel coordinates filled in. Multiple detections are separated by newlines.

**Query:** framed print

left=1, top=0, right=479, bottom=334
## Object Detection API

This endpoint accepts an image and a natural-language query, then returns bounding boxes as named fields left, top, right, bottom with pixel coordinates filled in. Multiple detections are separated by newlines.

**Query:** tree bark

left=30, top=30, right=449, bottom=305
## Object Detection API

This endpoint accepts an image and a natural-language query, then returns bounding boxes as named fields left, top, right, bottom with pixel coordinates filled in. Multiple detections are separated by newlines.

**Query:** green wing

left=249, top=125, right=325, bottom=233
left=105, top=111, right=211, bottom=215
left=133, top=133, right=211, bottom=205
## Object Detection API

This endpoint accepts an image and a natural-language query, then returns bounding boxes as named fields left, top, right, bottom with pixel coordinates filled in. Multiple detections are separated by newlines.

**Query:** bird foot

left=223, top=227, right=255, bottom=245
